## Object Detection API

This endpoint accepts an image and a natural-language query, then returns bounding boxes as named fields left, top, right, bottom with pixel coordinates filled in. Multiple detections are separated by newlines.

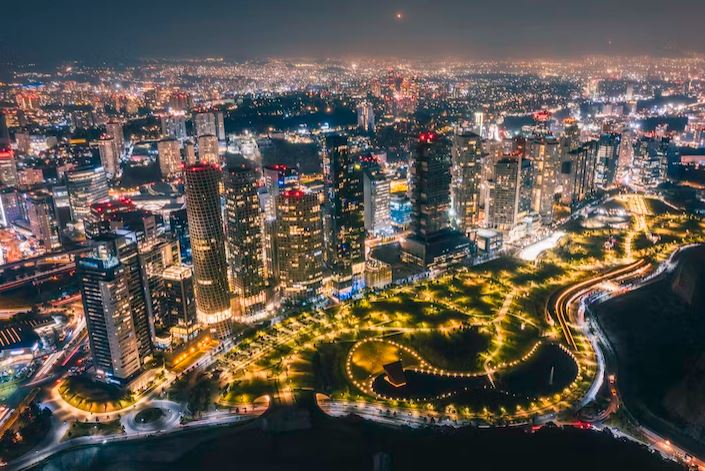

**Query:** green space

left=63, top=419, right=124, bottom=441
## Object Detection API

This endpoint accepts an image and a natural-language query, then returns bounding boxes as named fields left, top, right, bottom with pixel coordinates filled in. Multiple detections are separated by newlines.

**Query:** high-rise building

left=402, top=132, right=470, bottom=270
left=632, top=137, right=671, bottom=192
left=105, top=121, right=125, bottom=152
left=261, top=164, right=299, bottom=280
left=158, top=137, right=182, bottom=179
left=184, top=140, right=196, bottom=165
left=67, top=166, right=109, bottom=223
left=563, top=141, right=598, bottom=206
left=24, top=190, right=60, bottom=251
left=97, top=135, right=120, bottom=178
left=488, top=157, right=521, bottom=233
left=161, top=265, right=197, bottom=329
left=76, top=232, right=153, bottom=384
left=324, top=135, right=365, bottom=299
left=224, top=165, right=266, bottom=317
left=215, top=112, right=226, bottom=141
left=198, top=134, right=219, bottom=165
left=161, top=114, right=188, bottom=141
left=184, top=164, right=231, bottom=338
left=276, top=189, right=324, bottom=301
left=451, top=130, right=483, bottom=235
left=528, top=135, right=561, bottom=223
left=594, top=134, right=622, bottom=188
left=0, top=189, right=20, bottom=227
left=363, top=167, right=392, bottom=236
left=194, top=112, right=217, bottom=137
left=356, top=102, right=375, bottom=132
left=0, top=112, right=10, bottom=147
left=0, top=147, right=18, bottom=187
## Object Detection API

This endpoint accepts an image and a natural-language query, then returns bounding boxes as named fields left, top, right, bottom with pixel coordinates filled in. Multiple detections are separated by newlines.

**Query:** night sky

left=2, top=0, right=704, bottom=63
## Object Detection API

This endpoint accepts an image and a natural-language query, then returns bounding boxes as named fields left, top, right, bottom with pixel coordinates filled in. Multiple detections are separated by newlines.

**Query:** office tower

left=488, top=157, right=521, bottom=233
left=0, top=112, right=10, bottom=147
left=184, top=164, right=231, bottom=338
left=184, top=140, right=196, bottom=165
left=161, top=265, right=197, bottom=329
left=562, top=142, right=598, bottom=207
left=161, top=114, right=188, bottom=141
left=24, top=190, right=60, bottom=251
left=158, top=137, right=182, bottom=178
left=224, top=165, right=266, bottom=317
left=356, top=102, right=375, bottom=132
left=528, top=135, right=561, bottom=223
left=325, top=135, right=365, bottom=299
left=0, top=147, right=18, bottom=187
left=194, top=112, right=217, bottom=137
left=451, top=130, right=483, bottom=235
left=76, top=232, right=153, bottom=383
left=473, top=112, right=484, bottom=135
left=632, top=137, right=671, bottom=192
left=402, top=132, right=469, bottom=269
left=215, top=112, right=226, bottom=141
left=198, top=134, right=219, bottom=165
left=0, top=189, right=20, bottom=227
left=66, top=166, right=109, bottom=223
left=594, top=133, right=622, bottom=188
left=105, top=121, right=125, bottom=152
left=363, top=167, right=391, bottom=236
left=98, top=135, right=120, bottom=178
left=261, top=164, right=299, bottom=280
left=139, top=235, right=181, bottom=329
left=276, top=189, right=324, bottom=301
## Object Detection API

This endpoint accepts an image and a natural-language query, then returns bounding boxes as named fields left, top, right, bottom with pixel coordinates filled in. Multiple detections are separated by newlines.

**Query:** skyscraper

left=528, top=135, right=561, bottom=223
left=488, top=157, right=521, bottom=233
left=402, top=132, right=470, bottom=269
left=261, top=164, right=299, bottom=281
left=77, top=232, right=153, bottom=384
left=632, top=137, right=671, bottom=192
left=0, top=112, right=10, bottom=147
left=224, top=165, right=266, bottom=317
left=451, top=130, right=483, bottom=235
left=356, top=102, right=375, bottom=132
left=184, top=164, right=232, bottom=338
left=276, top=189, right=324, bottom=301
left=105, top=121, right=125, bottom=152
left=215, top=112, right=226, bottom=141
left=194, top=112, right=217, bottom=137
left=324, top=135, right=365, bottom=299
left=24, top=190, right=60, bottom=251
left=157, top=137, right=182, bottom=179
left=98, top=135, right=120, bottom=178
left=67, top=166, right=109, bottom=223
left=161, top=265, right=197, bottom=331
left=363, top=167, right=392, bottom=236
left=594, top=133, right=622, bottom=188
left=161, top=113, right=188, bottom=141
left=198, top=134, right=219, bottom=165
left=0, top=147, right=18, bottom=187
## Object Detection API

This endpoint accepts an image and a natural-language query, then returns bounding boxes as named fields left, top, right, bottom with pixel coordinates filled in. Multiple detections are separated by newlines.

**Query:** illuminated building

left=594, top=134, right=622, bottom=188
left=224, top=165, right=266, bottom=317
left=161, top=264, right=197, bottom=331
left=194, top=112, right=217, bottom=137
left=168, top=91, right=192, bottom=112
left=276, top=188, right=324, bottom=301
left=632, top=137, right=671, bottom=192
left=528, top=135, right=561, bottom=223
left=356, top=102, right=375, bottom=132
left=161, top=114, right=188, bottom=141
left=562, top=141, right=598, bottom=207
left=24, top=190, right=60, bottom=251
left=0, top=112, right=10, bottom=147
left=184, top=140, right=196, bottom=164
left=216, top=111, right=226, bottom=141
left=77, top=232, right=153, bottom=384
left=197, top=134, right=219, bottom=165
left=402, top=132, right=470, bottom=270
left=451, top=130, right=483, bottom=235
left=98, top=135, right=120, bottom=178
left=488, top=157, right=521, bottom=233
left=261, top=164, right=299, bottom=280
left=0, top=147, right=18, bottom=187
left=66, top=166, right=109, bottom=223
left=158, top=137, right=182, bottom=178
left=0, top=189, right=20, bottom=227
left=184, top=164, right=232, bottom=338
left=105, top=121, right=125, bottom=152
left=363, top=167, right=391, bottom=235
left=324, top=135, right=365, bottom=299
left=364, top=258, right=392, bottom=290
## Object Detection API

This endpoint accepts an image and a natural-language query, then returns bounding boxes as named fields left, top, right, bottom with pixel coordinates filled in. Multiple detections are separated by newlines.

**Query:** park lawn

left=63, top=420, right=123, bottom=441
left=220, top=375, right=273, bottom=405
left=401, top=328, right=490, bottom=373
